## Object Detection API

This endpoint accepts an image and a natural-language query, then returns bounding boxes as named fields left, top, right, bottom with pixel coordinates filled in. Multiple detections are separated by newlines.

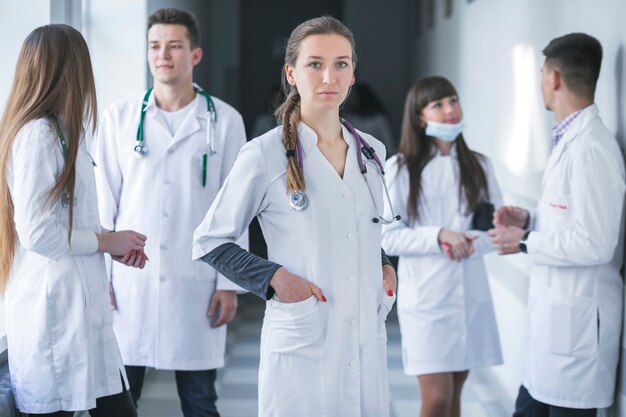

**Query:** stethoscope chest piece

left=61, top=193, right=78, bottom=208
left=289, top=191, right=309, bottom=211
left=134, top=141, right=147, bottom=158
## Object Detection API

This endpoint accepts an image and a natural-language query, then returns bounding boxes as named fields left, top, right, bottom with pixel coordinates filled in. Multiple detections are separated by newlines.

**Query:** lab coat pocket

left=378, top=289, right=396, bottom=321
left=267, top=295, right=321, bottom=354
left=543, top=288, right=598, bottom=357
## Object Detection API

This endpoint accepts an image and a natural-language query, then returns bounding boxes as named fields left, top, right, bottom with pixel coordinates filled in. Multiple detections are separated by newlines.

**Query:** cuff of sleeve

left=525, top=231, right=539, bottom=255
left=70, top=229, right=99, bottom=255
left=425, top=226, right=443, bottom=253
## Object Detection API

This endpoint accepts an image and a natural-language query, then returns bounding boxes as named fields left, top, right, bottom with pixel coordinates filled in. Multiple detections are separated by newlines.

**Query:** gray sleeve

left=200, top=242, right=281, bottom=300
left=381, top=248, right=394, bottom=269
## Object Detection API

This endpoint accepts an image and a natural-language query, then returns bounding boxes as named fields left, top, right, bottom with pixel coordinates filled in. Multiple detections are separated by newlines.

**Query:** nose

left=322, top=67, right=335, bottom=84
left=158, top=46, right=170, bottom=60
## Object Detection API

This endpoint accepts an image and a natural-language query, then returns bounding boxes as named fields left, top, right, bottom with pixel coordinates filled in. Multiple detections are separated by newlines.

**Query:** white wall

left=84, top=0, right=147, bottom=113
left=414, top=0, right=626, bottom=413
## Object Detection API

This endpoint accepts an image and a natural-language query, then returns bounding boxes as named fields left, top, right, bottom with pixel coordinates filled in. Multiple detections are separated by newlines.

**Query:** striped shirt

left=551, top=108, right=584, bottom=149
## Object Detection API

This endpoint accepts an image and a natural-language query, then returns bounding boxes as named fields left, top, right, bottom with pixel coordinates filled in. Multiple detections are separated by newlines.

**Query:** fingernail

left=387, top=290, right=394, bottom=296
left=321, top=296, right=327, bottom=302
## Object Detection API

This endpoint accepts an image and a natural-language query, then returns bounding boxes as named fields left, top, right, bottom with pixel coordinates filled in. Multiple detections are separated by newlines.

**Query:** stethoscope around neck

left=134, top=83, right=217, bottom=187
left=288, top=119, right=401, bottom=225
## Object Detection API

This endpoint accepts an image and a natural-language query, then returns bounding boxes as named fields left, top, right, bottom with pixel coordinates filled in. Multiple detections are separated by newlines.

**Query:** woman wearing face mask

left=192, top=16, right=396, bottom=417
left=381, top=76, right=503, bottom=417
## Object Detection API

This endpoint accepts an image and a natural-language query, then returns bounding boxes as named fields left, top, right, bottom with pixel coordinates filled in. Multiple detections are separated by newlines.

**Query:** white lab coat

left=523, top=104, right=625, bottom=408
left=5, top=119, right=127, bottom=413
left=95, top=92, right=247, bottom=370
left=381, top=146, right=503, bottom=375
left=193, top=123, right=394, bottom=417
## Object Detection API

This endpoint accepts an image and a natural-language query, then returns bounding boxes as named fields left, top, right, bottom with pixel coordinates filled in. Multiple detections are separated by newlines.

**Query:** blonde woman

left=193, top=16, right=397, bottom=417
left=0, top=24, right=145, bottom=416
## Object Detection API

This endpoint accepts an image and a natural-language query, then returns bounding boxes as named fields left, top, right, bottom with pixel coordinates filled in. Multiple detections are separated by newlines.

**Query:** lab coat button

left=349, top=319, right=358, bottom=327
left=348, top=275, right=357, bottom=283
left=348, top=361, right=358, bottom=368
left=160, top=243, right=168, bottom=250
left=347, top=233, right=355, bottom=240
left=342, top=192, right=351, bottom=199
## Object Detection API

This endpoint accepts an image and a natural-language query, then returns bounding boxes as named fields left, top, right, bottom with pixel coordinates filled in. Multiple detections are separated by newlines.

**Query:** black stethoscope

left=134, top=84, right=217, bottom=187
left=289, top=119, right=401, bottom=225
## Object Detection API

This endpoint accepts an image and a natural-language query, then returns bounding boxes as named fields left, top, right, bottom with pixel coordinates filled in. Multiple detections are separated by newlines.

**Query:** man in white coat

left=95, top=8, right=247, bottom=417
left=488, top=33, right=625, bottom=416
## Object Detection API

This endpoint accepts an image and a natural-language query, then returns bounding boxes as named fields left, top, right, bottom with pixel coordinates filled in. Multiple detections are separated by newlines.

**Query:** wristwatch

left=519, top=231, right=531, bottom=254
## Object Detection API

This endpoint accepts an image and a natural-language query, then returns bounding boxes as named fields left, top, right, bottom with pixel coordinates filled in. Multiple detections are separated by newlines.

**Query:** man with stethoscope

left=489, top=33, right=625, bottom=416
left=95, top=8, right=247, bottom=417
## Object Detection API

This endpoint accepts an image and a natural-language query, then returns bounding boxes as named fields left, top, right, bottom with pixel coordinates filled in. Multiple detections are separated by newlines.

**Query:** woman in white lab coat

left=192, top=16, right=397, bottom=417
left=0, top=25, right=146, bottom=417
left=382, top=76, right=502, bottom=417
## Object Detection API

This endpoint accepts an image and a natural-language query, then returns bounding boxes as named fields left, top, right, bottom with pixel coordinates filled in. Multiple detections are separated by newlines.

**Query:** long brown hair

left=0, top=24, right=97, bottom=290
left=274, top=16, right=357, bottom=192
left=397, top=76, right=489, bottom=223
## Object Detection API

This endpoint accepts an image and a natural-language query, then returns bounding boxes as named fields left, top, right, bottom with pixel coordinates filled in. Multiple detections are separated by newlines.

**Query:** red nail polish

left=387, top=290, right=394, bottom=296
left=321, top=296, right=327, bottom=302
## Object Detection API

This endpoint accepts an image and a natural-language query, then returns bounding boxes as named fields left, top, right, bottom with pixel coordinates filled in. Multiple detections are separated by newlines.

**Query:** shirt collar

left=551, top=106, right=587, bottom=149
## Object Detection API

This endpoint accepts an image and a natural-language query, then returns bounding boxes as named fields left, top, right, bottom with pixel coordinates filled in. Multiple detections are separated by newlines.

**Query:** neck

left=434, top=139, right=453, bottom=156
left=153, top=82, right=196, bottom=112
left=553, top=93, right=593, bottom=123
left=300, top=105, right=343, bottom=145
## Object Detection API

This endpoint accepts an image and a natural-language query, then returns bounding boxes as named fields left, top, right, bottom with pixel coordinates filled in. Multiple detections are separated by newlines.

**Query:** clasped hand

left=487, top=206, right=529, bottom=255
left=438, top=229, right=477, bottom=261
left=97, top=230, right=149, bottom=269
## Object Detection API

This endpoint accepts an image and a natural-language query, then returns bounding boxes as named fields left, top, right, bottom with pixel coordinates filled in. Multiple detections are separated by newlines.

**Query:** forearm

left=199, top=242, right=281, bottom=300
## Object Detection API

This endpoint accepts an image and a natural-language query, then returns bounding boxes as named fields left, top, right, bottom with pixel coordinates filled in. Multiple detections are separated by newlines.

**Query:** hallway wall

left=412, top=0, right=626, bottom=414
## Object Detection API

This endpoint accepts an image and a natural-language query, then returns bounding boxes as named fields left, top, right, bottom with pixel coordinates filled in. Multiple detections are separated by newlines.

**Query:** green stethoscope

left=134, top=84, right=217, bottom=187
left=52, top=117, right=77, bottom=208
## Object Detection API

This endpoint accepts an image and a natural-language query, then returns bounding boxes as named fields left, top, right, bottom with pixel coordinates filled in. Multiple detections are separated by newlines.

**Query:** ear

left=546, top=67, right=562, bottom=91
left=350, top=73, right=356, bottom=86
left=285, top=63, right=296, bottom=86
left=192, top=47, right=203, bottom=66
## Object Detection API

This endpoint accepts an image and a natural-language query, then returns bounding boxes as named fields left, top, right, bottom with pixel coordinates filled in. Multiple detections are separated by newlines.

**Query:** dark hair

left=147, top=8, right=200, bottom=48
left=397, top=76, right=489, bottom=223
left=274, top=16, right=357, bottom=193
left=542, top=33, right=602, bottom=98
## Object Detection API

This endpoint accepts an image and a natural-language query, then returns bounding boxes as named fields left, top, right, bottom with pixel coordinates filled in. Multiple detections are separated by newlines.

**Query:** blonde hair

left=0, top=24, right=97, bottom=290
left=274, top=16, right=357, bottom=192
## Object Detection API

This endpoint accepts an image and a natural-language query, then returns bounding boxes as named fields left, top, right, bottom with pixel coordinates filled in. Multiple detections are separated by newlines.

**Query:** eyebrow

left=305, top=55, right=351, bottom=60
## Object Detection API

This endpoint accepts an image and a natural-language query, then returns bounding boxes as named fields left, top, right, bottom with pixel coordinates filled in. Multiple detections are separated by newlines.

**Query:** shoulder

left=102, top=96, right=143, bottom=123
left=209, top=95, right=242, bottom=119
left=12, top=118, right=58, bottom=163
left=15, top=118, right=55, bottom=146
left=472, top=151, right=494, bottom=172
left=353, top=128, right=387, bottom=160
left=384, top=154, right=407, bottom=183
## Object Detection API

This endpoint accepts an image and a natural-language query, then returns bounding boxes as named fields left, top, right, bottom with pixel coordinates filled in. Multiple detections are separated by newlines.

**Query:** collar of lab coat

left=144, top=90, right=207, bottom=145
left=434, top=141, right=458, bottom=159
left=297, top=121, right=357, bottom=160
left=542, top=103, right=598, bottom=186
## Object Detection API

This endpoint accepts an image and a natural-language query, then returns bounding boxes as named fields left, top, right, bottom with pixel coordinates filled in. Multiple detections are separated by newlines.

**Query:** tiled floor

left=134, top=294, right=510, bottom=417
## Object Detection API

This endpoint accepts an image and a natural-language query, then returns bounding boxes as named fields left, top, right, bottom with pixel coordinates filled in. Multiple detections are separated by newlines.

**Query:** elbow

left=15, top=223, right=65, bottom=261
left=572, top=236, right=616, bottom=266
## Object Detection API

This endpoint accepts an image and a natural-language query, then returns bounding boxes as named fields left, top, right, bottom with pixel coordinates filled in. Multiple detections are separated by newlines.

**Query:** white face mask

left=424, top=120, right=464, bottom=142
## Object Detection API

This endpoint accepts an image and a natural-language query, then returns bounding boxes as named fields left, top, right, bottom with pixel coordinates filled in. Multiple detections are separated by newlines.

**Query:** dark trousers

left=26, top=377, right=136, bottom=417
left=125, top=365, right=219, bottom=417
left=513, top=385, right=597, bottom=417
